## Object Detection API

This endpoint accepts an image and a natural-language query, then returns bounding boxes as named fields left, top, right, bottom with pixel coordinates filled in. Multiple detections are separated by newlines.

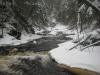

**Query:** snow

left=49, top=40, right=100, bottom=73
left=87, top=7, right=93, bottom=15
left=1, top=23, right=100, bottom=73
left=49, top=23, right=70, bottom=35
left=79, top=4, right=86, bottom=12
left=0, top=33, right=42, bottom=46
left=49, top=24, right=100, bottom=73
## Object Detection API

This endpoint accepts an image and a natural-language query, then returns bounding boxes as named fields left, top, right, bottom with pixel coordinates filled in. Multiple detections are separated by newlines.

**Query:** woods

left=0, top=0, right=48, bottom=39
left=0, top=0, right=100, bottom=35
left=0, top=0, right=100, bottom=75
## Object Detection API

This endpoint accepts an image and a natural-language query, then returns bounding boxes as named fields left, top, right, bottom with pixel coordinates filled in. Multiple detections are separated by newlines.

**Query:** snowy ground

left=0, top=23, right=72, bottom=46
left=49, top=24, right=100, bottom=73
left=48, top=23, right=76, bottom=35
left=0, top=33, right=42, bottom=46
left=49, top=41, right=100, bottom=73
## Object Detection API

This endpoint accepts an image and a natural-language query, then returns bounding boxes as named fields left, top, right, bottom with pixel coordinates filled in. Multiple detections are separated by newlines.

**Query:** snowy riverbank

left=49, top=40, right=100, bottom=73
left=48, top=24, right=100, bottom=73
left=0, top=24, right=100, bottom=73
left=0, top=33, right=42, bottom=46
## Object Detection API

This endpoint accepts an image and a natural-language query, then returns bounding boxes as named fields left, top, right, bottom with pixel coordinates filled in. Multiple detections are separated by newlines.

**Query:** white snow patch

left=0, top=34, right=42, bottom=46
left=49, top=41, right=100, bottom=73
left=49, top=24, right=68, bottom=35
left=48, top=23, right=100, bottom=73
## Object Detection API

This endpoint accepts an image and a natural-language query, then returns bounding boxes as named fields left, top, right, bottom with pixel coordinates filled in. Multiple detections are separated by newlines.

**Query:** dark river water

left=0, top=34, right=75, bottom=75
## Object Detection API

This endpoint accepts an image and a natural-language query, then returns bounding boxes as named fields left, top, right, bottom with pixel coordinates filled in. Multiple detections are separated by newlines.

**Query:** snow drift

left=49, top=40, right=100, bottom=73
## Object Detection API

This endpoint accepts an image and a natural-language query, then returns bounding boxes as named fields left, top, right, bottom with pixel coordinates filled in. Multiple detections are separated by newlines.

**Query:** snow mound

left=49, top=41, right=100, bottom=73
left=0, top=34, right=42, bottom=46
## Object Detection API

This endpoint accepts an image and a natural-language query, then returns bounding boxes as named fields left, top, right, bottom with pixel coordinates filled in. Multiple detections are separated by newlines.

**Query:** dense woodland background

left=0, top=0, right=100, bottom=37
left=0, top=0, right=100, bottom=75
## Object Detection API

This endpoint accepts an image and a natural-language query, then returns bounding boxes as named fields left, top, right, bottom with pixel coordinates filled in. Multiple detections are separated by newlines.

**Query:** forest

left=0, top=0, right=100, bottom=75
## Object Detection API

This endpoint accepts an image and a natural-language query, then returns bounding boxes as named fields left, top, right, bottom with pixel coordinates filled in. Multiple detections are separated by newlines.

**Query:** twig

left=69, top=34, right=91, bottom=50
left=81, top=41, right=100, bottom=51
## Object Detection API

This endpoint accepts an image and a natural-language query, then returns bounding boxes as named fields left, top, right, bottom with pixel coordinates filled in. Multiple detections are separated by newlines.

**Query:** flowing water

left=0, top=34, right=75, bottom=75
